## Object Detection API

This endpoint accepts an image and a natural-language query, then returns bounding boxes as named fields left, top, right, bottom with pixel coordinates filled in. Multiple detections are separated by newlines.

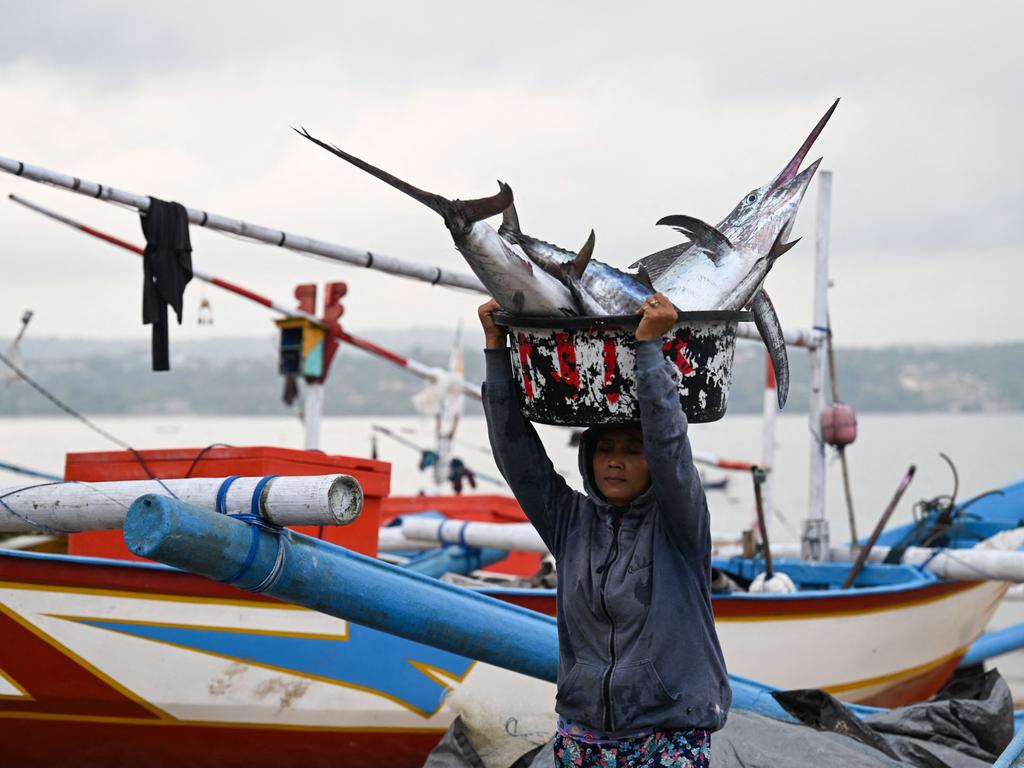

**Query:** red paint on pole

left=336, top=330, right=409, bottom=368
left=517, top=333, right=534, bottom=400
left=602, top=339, right=620, bottom=405
left=79, top=225, right=145, bottom=256
left=718, top=458, right=757, bottom=471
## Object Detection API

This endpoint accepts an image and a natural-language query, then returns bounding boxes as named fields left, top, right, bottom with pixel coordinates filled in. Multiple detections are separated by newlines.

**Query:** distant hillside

left=1, top=334, right=1022, bottom=416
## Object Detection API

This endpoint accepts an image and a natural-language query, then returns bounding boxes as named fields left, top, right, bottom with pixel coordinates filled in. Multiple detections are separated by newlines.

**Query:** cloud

left=0, top=1, right=1020, bottom=345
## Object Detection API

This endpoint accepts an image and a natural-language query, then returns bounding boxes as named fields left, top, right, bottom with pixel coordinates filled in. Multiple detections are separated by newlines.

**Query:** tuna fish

left=294, top=129, right=579, bottom=316
left=498, top=204, right=655, bottom=316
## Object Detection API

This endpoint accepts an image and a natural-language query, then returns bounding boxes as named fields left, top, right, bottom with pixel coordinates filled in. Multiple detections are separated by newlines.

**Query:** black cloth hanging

left=140, top=198, right=193, bottom=371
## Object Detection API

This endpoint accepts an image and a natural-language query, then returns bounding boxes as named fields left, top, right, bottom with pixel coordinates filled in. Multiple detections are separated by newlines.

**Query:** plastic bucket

left=495, top=310, right=751, bottom=426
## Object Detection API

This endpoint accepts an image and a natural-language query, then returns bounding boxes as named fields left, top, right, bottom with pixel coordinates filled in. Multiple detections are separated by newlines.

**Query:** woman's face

left=592, top=426, right=651, bottom=506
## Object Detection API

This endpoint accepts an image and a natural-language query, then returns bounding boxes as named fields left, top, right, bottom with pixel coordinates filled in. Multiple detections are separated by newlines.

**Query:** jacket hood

left=577, top=422, right=656, bottom=515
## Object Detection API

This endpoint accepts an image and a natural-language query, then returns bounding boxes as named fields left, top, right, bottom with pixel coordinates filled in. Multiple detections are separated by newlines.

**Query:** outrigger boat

left=1, top=444, right=1020, bottom=768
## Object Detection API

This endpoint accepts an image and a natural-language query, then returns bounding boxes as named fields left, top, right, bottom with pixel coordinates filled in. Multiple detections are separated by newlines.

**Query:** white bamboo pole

left=719, top=542, right=1024, bottom=583
left=803, top=170, right=832, bottom=561
left=735, top=322, right=817, bottom=350
left=399, top=518, right=550, bottom=554
left=0, top=475, right=363, bottom=533
left=3, top=154, right=824, bottom=354
left=0, top=154, right=485, bottom=293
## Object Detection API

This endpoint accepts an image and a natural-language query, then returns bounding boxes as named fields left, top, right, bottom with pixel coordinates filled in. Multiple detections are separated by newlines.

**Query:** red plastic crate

left=65, top=446, right=391, bottom=561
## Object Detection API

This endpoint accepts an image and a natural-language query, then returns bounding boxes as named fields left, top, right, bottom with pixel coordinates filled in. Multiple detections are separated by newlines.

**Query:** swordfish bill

left=766, top=98, right=838, bottom=196
left=295, top=129, right=578, bottom=316
left=294, top=128, right=511, bottom=232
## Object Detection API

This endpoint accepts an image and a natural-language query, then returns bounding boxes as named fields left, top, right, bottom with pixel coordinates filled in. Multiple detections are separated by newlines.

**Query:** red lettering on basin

left=662, top=339, right=695, bottom=376
left=603, top=339, right=620, bottom=405
left=552, top=332, right=580, bottom=394
left=517, top=333, right=534, bottom=399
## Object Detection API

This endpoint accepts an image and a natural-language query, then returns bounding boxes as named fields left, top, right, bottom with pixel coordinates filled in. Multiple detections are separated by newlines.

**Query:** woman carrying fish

left=479, top=293, right=730, bottom=768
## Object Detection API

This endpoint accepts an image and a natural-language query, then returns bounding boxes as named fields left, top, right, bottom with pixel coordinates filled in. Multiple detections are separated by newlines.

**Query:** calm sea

left=2, top=412, right=1023, bottom=698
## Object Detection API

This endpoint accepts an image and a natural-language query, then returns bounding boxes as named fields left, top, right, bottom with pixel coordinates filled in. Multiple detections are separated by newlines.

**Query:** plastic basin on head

left=495, top=310, right=751, bottom=426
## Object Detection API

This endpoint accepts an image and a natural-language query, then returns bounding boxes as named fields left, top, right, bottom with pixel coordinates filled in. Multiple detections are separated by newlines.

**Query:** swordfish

left=294, top=129, right=579, bottom=316
left=636, top=99, right=839, bottom=407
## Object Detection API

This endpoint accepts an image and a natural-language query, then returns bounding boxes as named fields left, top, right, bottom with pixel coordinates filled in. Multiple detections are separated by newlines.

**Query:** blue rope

left=249, top=534, right=289, bottom=594
left=216, top=474, right=283, bottom=587
left=250, top=475, right=279, bottom=519
left=215, top=475, right=242, bottom=514
left=219, top=522, right=262, bottom=586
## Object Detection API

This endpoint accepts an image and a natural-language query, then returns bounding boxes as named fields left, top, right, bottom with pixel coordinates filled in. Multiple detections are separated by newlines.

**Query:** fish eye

left=746, top=194, right=757, bottom=204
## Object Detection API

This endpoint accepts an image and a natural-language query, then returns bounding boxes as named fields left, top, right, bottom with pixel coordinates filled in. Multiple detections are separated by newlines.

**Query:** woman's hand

left=478, top=298, right=508, bottom=349
left=635, top=293, right=677, bottom=341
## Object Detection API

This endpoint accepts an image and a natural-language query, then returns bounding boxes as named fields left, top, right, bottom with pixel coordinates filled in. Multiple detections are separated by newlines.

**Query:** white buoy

left=748, top=571, right=797, bottom=594
left=0, top=474, right=362, bottom=533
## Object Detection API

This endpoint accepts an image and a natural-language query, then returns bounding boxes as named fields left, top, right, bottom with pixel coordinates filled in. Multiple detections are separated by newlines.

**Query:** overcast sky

left=1, top=2, right=1021, bottom=348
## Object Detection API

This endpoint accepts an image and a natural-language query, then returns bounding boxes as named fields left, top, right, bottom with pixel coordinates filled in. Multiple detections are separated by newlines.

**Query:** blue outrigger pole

left=122, top=494, right=799, bottom=722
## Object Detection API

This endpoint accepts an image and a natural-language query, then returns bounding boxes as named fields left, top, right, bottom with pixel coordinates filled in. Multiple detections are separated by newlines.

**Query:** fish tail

left=500, top=199, right=522, bottom=235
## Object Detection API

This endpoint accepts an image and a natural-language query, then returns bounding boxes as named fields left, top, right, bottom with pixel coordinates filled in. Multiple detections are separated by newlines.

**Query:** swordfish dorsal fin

left=569, top=230, right=596, bottom=278
left=655, top=215, right=733, bottom=265
left=294, top=127, right=512, bottom=230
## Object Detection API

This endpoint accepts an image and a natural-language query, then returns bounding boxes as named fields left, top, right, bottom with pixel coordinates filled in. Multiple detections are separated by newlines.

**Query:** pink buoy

left=821, top=403, right=857, bottom=447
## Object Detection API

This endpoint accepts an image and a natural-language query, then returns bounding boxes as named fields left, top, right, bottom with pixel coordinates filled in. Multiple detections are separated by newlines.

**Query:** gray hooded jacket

left=482, top=339, right=730, bottom=734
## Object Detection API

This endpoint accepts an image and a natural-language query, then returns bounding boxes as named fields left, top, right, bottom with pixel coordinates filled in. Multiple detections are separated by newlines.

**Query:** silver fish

left=295, top=129, right=579, bottom=316
left=641, top=99, right=839, bottom=406
left=499, top=204, right=655, bottom=316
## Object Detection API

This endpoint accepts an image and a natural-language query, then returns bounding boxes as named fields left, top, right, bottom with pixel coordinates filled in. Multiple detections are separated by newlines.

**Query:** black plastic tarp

left=424, top=669, right=1014, bottom=768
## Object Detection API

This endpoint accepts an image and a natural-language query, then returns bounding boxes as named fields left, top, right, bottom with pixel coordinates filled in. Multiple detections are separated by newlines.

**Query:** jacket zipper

left=598, top=516, right=621, bottom=732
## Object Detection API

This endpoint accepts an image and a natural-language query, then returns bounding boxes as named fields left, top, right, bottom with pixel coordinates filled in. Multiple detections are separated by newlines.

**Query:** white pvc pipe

left=735, top=322, right=817, bottom=350
left=0, top=475, right=363, bottom=533
left=0, top=154, right=485, bottom=293
left=399, top=518, right=550, bottom=554
left=377, top=526, right=441, bottom=552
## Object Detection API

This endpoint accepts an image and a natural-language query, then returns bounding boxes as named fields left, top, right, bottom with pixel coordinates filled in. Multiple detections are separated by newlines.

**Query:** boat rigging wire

left=0, top=349, right=175, bottom=494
